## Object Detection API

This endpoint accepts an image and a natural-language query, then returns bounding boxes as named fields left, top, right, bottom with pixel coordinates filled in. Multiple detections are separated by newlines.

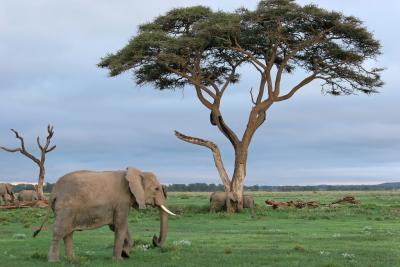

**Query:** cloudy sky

left=0, top=0, right=399, bottom=185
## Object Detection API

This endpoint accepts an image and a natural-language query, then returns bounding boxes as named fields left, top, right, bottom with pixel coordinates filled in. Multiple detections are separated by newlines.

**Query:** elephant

left=209, top=191, right=240, bottom=213
left=243, top=195, right=255, bottom=216
left=209, top=192, right=254, bottom=214
left=0, top=193, right=13, bottom=205
left=33, top=167, right=176, bottom=262
left=17, top=190, right=39, bottom=201
left=0, top=183, right=15, bottom=205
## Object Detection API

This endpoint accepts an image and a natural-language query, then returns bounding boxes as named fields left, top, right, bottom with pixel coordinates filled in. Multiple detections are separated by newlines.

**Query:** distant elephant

left=243, top=195, right=255, bottom=216
left=0, top=183, right=15, bottom=205
left=33, top=167, right=176, bottom=262
left=209, top=191, right=240, bottom=213
left=4, top=193, right=13, bottom=203
left=210, top=192, right=254, bottom=213
left=17, top=190, right=39, bottom=201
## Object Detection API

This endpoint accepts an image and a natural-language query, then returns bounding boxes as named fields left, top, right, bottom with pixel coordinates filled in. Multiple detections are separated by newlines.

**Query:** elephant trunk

left=152, top=207, right=169, bottom=247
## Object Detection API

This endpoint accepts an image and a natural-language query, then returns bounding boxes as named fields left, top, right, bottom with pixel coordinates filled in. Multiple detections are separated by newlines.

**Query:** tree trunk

left=37, top=165, right=45, bottom=200
left=228, top=146, right=248, bottom=213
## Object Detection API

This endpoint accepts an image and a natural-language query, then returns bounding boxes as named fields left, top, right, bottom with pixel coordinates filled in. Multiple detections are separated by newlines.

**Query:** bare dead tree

left=0, top=125, right=56, bottom=200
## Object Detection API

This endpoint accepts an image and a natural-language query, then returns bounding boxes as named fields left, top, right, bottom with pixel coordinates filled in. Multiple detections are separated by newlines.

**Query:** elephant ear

left=162, top=185, right=167, bottom=199
left=125, top=167, right=146, bottom=209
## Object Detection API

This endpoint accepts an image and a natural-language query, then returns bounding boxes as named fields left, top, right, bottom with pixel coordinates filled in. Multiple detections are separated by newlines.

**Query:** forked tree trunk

left=37, top=166, right=46, bottom=200
left=229, top=146, right=248, bottom=212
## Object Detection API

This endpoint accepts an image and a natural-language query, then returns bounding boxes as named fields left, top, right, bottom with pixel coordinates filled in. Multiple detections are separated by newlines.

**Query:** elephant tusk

left=160, top=205, right=176, bottom=216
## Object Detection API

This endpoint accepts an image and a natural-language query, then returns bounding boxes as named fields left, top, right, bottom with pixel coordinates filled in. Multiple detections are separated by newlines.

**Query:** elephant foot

left=121, top=250, right=130, bottom=258
left=112, top=256, right=124, bottom=261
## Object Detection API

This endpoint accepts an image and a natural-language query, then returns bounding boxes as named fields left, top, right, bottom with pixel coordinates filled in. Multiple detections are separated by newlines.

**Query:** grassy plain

left=0, top=191, right=399, bottom=267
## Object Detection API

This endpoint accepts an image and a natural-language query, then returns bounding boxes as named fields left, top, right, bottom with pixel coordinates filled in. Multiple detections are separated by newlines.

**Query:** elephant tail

left=33, top=197, right=55, bottom=237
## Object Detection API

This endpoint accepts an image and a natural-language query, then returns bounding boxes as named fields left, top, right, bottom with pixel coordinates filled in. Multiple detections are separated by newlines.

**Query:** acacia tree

left=0, top=125, right=56, bottom=200
left=99, top=0, right=383, bottom=212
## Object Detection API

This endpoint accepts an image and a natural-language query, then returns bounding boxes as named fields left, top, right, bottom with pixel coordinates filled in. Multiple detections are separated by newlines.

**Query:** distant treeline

left=166, top=182, right=400, bottom=192
left=12, top=183, right=55, bottom=193
left=10, top=182, right=400, bottom=193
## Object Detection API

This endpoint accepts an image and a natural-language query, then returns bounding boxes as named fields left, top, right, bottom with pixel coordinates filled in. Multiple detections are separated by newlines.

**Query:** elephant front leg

left=109, top=224, right=133, bottom=258
left=112, top=222, right=128, bottom=260
left=122, top=230, right=133, bottom=258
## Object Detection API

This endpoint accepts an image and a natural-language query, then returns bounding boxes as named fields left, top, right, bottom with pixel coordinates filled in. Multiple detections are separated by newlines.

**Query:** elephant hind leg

left=48, top=214, right=73, bottom=262
left=48, top=234, right=62, bottom=262
left=64, top=231, right=75, bottom=259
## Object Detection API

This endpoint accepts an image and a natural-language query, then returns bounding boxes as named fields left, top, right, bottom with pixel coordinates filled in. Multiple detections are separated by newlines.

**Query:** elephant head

left=4, top=183, right=15, bottom=203
left=125, top=167, right=175, bottom=247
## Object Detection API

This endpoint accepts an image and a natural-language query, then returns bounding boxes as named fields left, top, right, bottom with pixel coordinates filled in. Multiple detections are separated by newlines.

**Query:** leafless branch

left=275, top=73, right=318, bottom=101
left=1, top=129, right=40, bottom=165
left=174, top=130, right=231, bottom=191
left=46, top=145, right=57, bottom=153
left=250, top=87, right=256, bottom=105
left=0, top=146, right=20, bottom=153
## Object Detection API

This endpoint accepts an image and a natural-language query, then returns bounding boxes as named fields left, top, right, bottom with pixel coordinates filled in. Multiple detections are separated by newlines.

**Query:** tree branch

left=213, top=111, right=240, bottom=147
left=1, top=129, right=40, bottom=165
left=275, top=73, right=318, bottom=101
left=194, top=85, right=214, bottom=110
left=36, top=137, right=44, bottom=151
left=43, top=125, right=55, bottom=152
left=0, top=146, right=20, bottom=153
left=46, top=145, right=57, bottom=153
left=250, top=87, right=256, bottom=105
left=174, top=130, right=231, bottom=191
left=274, top=34, right=328, bottom=96
left=164, top=65, right=217, bottom=99
left=230, top=46, right=267, bottom=70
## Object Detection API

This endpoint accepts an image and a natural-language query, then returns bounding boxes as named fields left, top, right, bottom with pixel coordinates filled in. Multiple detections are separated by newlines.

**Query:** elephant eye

left=155, top=187, right=160, bottom=191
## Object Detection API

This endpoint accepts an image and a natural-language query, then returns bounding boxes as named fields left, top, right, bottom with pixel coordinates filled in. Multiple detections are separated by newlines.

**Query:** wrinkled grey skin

left=17, top=190, right=39, bottom=201
left=0, top=183, right=15, bottom=205
left=47, top=167, right=170, bottom=262
left=209, top=192, right=254, bottom=213
left=209, top=191, right=239, bottom=213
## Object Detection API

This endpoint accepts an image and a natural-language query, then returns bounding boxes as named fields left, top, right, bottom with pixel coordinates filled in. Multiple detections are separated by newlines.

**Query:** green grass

left=1, top=191, right=400, bottom=266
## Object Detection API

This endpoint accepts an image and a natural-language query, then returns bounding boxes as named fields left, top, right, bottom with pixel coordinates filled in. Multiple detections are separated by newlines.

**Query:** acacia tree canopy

left=99, top=0, right=383, bottom=211
left=99, top=0, right=383, bottom=95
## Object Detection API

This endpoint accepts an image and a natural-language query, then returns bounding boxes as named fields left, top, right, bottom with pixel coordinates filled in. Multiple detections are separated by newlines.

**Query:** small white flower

left=173, top=240, right=191, bottom=246
left=332, top=233, right=341, bottom=238
left=267, top=229, right=282, bottom=232
left=342, top=253, right=355, bottom=259
left=138, top=244, right=150, bottom=251
left=362, top=226, right=372, bottom=231
left=320, top=250, right=330, bottom=256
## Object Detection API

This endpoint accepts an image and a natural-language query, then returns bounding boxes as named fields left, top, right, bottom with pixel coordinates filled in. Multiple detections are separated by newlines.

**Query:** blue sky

left=0, top=0, right=399, bottom=185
